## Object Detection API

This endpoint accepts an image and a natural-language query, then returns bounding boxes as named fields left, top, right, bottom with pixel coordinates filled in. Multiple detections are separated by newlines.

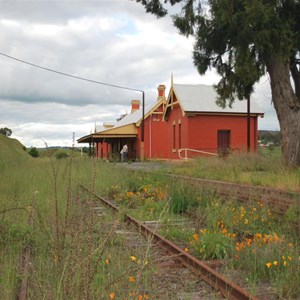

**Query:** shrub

left=28, top=147, right=39, bottom=157
left=55, top=151, right=68, bottom=159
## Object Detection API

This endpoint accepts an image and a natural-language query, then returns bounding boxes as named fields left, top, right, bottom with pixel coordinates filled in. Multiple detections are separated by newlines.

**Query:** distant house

left=77, top=80, right=264, bottom=160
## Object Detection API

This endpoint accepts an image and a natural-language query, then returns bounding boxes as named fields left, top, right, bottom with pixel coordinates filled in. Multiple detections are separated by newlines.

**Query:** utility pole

left=247, top=95, right=251, bottom=153
left=140, top=91, right=145, bottom=161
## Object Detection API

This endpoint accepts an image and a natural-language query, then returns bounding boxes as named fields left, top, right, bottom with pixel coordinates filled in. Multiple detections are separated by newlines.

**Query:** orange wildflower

left=255, top=233, right=262, bottom=240
left=129, top=276, right=135, bottom=283
left=109, top=292, right=115, bottom=299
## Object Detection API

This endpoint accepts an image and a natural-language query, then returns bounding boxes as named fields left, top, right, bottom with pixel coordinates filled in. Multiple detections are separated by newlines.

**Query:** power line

left=0, top=51, right=143, bottom=93
left=0, top=51, right=147, bottom=149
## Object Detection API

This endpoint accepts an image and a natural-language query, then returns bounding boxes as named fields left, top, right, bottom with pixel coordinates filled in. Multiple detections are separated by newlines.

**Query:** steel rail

left=165, top=174, right=299, bottom=214
left=79, top=184, right=259, bottom=300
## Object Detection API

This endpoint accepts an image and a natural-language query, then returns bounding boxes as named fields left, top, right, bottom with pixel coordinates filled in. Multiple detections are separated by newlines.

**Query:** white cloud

left=0, top=0, right=279, bottom=147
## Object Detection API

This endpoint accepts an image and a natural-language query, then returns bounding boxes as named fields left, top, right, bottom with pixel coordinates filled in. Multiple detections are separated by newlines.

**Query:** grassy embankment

left=0, top=135, right=156, bottom=299
left=0, top=135, right=299, bottom=298
left=167, top=147, right=300, bottom=192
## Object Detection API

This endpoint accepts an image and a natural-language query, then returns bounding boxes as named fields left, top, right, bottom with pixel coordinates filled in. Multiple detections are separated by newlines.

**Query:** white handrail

left=178, top=148, right=219, bottom=160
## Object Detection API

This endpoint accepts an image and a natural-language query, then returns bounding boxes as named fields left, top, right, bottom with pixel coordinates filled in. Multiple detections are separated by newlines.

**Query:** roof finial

left=171, top=72, right=174, bottom=87
left=94, top=121, right=97, bottom=133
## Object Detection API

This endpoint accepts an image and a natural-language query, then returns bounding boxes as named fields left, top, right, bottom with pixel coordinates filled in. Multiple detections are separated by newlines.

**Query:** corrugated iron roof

left=95, top=100, right=159, bottom=134
left=173, top=84, right=263, bottom=114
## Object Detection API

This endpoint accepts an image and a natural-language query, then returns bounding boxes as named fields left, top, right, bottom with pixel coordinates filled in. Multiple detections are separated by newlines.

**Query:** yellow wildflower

left=266, top=262, right=272, bottom=268
left=184, top=248, right=189, bottom=252
left=105, top=259, right=109, bottom=265
left=131, top=256, right=136, bottom=262
left=273, top=261, right=278, bottom=266
left=283, top=261, right=287, bottom=267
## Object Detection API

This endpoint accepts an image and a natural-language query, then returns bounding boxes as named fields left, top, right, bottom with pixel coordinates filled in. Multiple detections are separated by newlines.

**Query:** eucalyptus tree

left=136, top=0, right=300, bottom=166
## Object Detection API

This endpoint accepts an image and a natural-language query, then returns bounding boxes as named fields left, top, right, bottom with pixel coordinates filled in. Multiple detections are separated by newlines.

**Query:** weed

left=168, top=183, right=199, bottom=214
left=189, top=228, right=235, bottom=260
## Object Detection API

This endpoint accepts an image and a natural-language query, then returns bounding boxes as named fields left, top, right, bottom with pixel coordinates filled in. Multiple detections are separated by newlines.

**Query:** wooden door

left=218, top=130, right=230, bottom=155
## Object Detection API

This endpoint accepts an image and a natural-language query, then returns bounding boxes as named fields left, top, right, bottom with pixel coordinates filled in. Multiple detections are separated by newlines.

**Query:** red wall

left=96, top=141, right=110, bottom=159
left=96, top=101, right=259, bottom=161
left=142, top=103, right=169, bottom=159
left=188, top=115, right=258, bottom=151
left=165, top=103, right=259, bottom=159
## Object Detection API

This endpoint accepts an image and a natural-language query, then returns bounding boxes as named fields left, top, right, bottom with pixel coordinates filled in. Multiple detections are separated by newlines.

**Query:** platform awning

left=77, top=123, right=138, bottom=143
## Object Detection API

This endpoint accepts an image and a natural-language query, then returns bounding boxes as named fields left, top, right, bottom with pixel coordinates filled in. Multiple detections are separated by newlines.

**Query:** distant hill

left=0, top=134, right=31, bottom=167
left=258, top=130, right=281, bottom=146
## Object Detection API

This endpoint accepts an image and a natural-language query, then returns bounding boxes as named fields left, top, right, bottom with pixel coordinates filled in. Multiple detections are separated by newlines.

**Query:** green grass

left=0, top=134, right=31, bottom=168
left=167, top=148, right=300, bottom=192
left=1, top=138, right=299, bottom=299
left=112, top=173, right=300, bottom=298
left=0, top=147, right=161, bottom=299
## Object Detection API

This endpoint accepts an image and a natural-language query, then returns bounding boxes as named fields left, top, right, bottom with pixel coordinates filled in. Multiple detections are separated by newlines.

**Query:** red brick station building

left=77, top=79, right=264, bottom=161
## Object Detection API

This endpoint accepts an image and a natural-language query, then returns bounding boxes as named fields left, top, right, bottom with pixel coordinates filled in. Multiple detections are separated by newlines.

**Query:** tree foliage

left=0, top=127, right=12, bottom=136
left=136, top=0, right=300, bottom=166
left=136, top=0, right=299, bottom=104
left=28, top=147, right=39, bottom=158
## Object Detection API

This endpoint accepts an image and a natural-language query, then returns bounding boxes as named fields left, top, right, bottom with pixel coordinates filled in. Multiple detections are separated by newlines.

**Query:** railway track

left=122, top=163, right=299, bottom=214
left=80, top=184, right=259, bottom=300
left=166, top=174, right=299, bottom=214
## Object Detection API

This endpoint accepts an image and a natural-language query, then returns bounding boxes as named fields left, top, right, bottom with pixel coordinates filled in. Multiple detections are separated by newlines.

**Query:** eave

left=136, top=98, right=166, bottom=126
left=185, top=111, right=265, bottom=117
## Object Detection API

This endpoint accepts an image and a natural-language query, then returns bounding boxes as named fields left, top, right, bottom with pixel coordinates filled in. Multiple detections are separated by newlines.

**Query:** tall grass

left=169, top=149, right=300, bottom=191
left=0, top=155, right=164, bottom=299
left=1, top=144, right=299, bottom=298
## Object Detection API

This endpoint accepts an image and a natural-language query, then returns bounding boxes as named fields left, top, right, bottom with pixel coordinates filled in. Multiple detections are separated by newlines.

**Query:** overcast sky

left=0, top=0, right=279, bottom=148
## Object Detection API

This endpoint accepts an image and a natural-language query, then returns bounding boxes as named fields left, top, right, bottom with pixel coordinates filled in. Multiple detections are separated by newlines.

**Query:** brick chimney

left=131, top=100, right=140, bottom=113
left=157, top=84, right=166, bottom=101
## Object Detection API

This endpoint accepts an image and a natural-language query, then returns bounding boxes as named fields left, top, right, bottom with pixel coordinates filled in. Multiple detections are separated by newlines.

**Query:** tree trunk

left=267, top=59, right=300, bottom=167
